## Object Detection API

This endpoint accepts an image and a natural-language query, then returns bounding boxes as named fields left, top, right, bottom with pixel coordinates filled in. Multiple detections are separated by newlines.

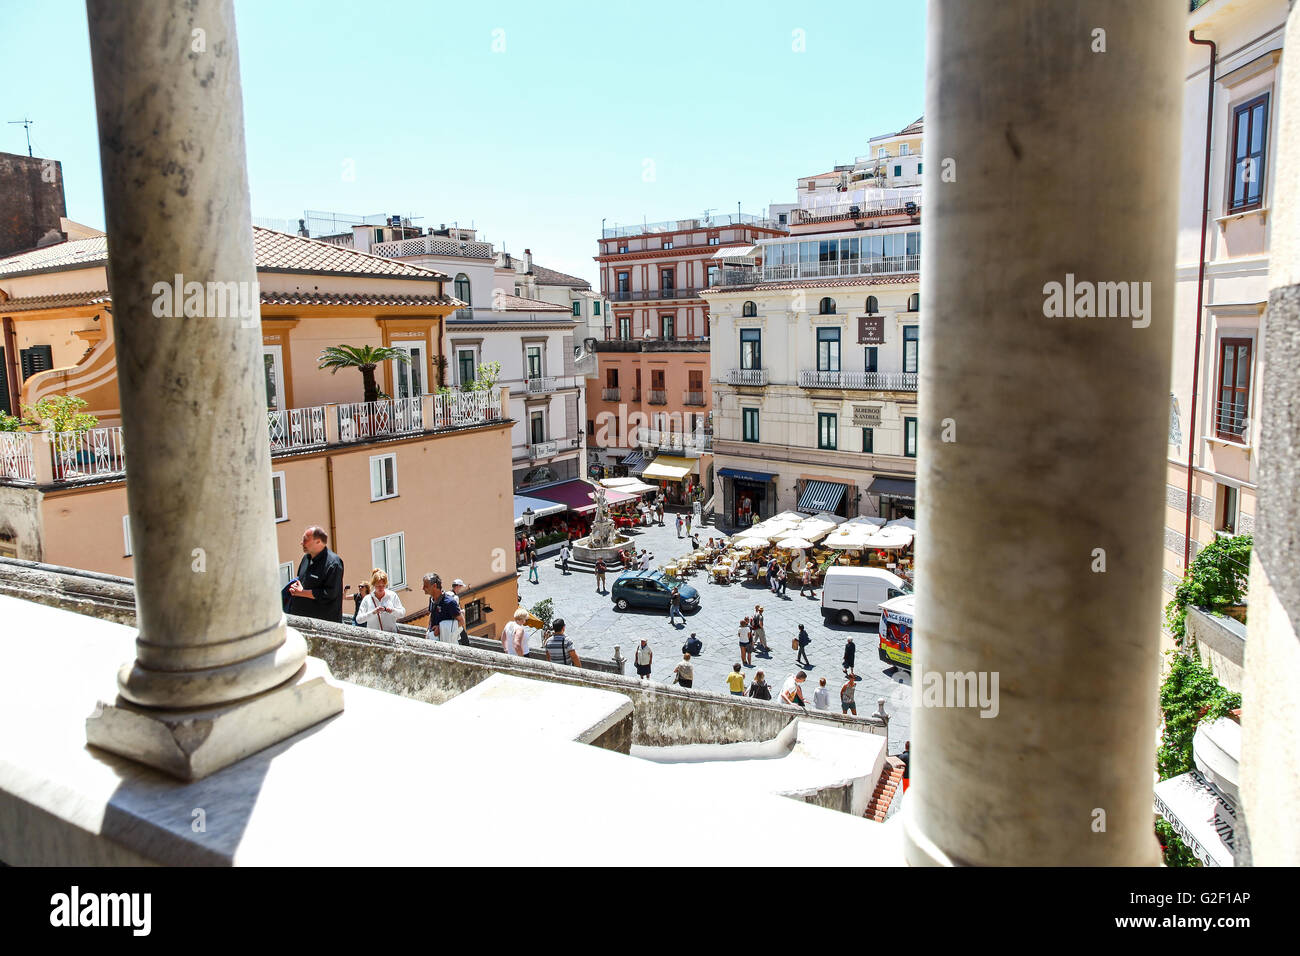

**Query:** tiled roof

left=701, top=273, right=919, bottom=294
left=0, top=290, right=112, bottom=313
left=0, top=227, right=450, bottom=281
left=530, top=263, right=592, bottom=289
left=493, top=293, right=571, bottom=312
left=0, top=237, right=108, bottom=277
left=0, top=289, right=463, bottom=312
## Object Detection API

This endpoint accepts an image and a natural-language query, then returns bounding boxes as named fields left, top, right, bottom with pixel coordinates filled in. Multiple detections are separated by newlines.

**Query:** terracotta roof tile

left=0, top=237, right=108, bottom=277
left=0, top=289, right=463, bottom=312
left=493, top=293, right=571, bottom=312
left=0, top=289, right=112, bottom=313
left=530, top=263, right=592, bottom=289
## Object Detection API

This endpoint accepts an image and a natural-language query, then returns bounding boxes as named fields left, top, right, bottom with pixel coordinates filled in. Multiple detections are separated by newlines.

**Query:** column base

left=899, top=792, right=969, bottom=866
left=85, top=656, right=344, bottom=781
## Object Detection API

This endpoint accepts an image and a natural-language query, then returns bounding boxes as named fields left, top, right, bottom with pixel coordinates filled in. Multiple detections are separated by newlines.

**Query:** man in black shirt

left=288, top=526, right=345, bottom=623
left=843, top=636, right=856, bottom=676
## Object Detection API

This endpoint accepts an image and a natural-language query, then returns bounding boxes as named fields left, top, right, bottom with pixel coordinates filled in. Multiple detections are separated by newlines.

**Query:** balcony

left=629, top=388, right=642, bottom=401
left=606, top=287, right=706, bottom=303
left=798, top=370, right=919, bottom=391
left=268, top=405, right=327, bottom=452
left=522, top=376, right=578, bottom=395
left=648, top=390, right=668, bottom=405
left=683, top=391, right=706, bottom=406
left=637, top=427, right=713, bottom=455
left=337, top=397, right=424, bottom=441
left=601, top=387, right=621, bottom=402
left=724, top=368, right=769, bottom=387
left=371, top=235, right=496, bottom=260
left=602, top=213, right=783, bottom=240
left=762, top=253, right=920, bottom=282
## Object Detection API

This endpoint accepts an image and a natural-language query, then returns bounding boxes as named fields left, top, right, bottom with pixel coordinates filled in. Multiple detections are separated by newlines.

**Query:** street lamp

left=522, top=507, right=536, bottom=530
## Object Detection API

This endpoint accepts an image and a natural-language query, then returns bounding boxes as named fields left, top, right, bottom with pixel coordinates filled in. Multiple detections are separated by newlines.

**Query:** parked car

left=819, top=567, right=909, bottom=626
left=611, top=570, right=700, bottom=613
left=877, top=593, right=915, bottom=671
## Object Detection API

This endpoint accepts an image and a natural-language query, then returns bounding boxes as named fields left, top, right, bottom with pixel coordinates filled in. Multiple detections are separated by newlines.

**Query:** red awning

left=527, top=480, right=635, bottom=514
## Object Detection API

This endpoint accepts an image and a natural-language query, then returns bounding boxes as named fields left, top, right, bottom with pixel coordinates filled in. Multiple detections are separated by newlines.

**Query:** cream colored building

left=706, top=121, right=923, bottom=529
left=1163, top=0, right=1288, bottom=596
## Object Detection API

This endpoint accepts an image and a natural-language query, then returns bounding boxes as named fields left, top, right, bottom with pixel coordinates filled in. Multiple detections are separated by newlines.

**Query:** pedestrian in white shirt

left=501, top=607, right=531, bottom=656
left=355, top=568, right=405, bottom=633
left=812, top=677, right=830, bottom=710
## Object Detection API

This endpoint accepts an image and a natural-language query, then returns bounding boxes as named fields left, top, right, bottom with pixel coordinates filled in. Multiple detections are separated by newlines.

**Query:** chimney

left=525, top=248, right=533, bottom=273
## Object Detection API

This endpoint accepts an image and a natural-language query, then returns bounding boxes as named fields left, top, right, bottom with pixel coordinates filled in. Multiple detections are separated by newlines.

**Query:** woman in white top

left=501, top=607, right=530, bottom=656
left=355, top=568, right=405, bottom=632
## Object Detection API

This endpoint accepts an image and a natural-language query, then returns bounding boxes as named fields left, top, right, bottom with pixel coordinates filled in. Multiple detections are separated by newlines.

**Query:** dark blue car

left=611, top=570, right=701, bottom=613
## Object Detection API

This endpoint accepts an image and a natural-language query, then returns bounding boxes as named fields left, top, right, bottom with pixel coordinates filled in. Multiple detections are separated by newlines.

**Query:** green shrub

left=1164, top=534, right=1251, bottom=647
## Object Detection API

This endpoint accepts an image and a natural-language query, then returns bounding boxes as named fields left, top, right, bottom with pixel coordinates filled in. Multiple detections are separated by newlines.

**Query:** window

left=743, top=408, right=760, bottom=443
left=122, top=515, right=132, bottom=556
left=742, top=301, right=757, bottom=317
left=20, top=344, right=54, bottom=382
left=271, top=471, right=288, bottom=522
left=819, top=297, right=836, bottom=315
left=862, top=428, right=874, bottom=453
left=618, top=315, right=631, bottom=339
left=587, top=419, right=594, bottom=437
left=572, top=301, right=581, bottom=316
left=454, top=273, right=471, bottom=318
left=877, top=147, right=888, bottom=158
left=593, top=301, right=601, bottom=316
left=917, top=163, right=922, bottom=175
left=370, top=453, right=398, bottom=500
left=465, top=599, right=484, bottom=627
left=371, top=532, right=406, bottom=590
left=1215, top=337, right=1253, bottom=441
left=618, top=244, right=628, bottom=254
left=818, top=413, right=838, bottom=450
left=616, top=271, right=630, bottom=294
left=904, top=417, right=918, bottom=458
left=1216, top=483, right=1239, bottom=534
left=740, top=329, right=762, bottom=370
left=458, top=348, right=476, bottom=387
left=903, top=326, right=919, bottom=374
left=392, top=343, right=425, bottom=398
left=817, top=327, right=841, bottom=372
left=865, top=347, right=878, bottom=373
left=278, top=562, right=294, bottom=588
left=708, top=236, right=720, bottom=245
left=606, top=368, right=619, bottom=387
left=660, top=314, right=675, bottom=339
left=660, top=268, right=675, bottom=292
left=907, top=293, right=919, bottom=311
left=1230, top=93, right=1269, bottom=212
left=894, top=165, right=902, bottom=177
left=526, top=345, right=543, bottom=379
left=900, top=144, right=910, bottom=156
left=865, top=295, right=879, bottom=314
left=662, top=239, right=673, bottom=250
left=530, top=410, right=546, bottom=445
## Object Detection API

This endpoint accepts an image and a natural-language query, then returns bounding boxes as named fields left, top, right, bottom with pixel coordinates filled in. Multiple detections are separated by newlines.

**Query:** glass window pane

left=372, top=538, right=385, bottom=571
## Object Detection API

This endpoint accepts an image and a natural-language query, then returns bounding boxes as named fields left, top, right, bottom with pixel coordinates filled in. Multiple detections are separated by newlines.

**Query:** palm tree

left=317, top=344, right=410, bottom=403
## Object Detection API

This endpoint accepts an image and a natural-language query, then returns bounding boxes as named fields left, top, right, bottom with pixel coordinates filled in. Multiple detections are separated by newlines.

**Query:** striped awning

left=621, top=450, right=649, bottom=475
left=798, top=480, right=848, bottom=514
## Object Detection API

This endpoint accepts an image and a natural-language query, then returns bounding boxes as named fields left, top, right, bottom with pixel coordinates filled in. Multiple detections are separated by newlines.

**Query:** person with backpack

left=795, top=623, right=812, bottom=668
left=668, top=586, right=684, bottom=625
left=751, top=605, right=770, bottom=655
left=672, top=652, right=694, bottom=688
left=747, top=670, right=772, bottom=700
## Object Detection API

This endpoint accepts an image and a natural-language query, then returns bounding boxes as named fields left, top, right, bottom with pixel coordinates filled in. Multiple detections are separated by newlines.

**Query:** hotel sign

left=858, top=316, right=885, bottom=344
left=852, top=405, right=882, bottom=427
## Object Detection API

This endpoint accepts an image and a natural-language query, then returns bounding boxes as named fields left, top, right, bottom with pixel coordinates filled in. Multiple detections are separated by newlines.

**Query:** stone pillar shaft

left=907, top=1, right=1184, bottom=865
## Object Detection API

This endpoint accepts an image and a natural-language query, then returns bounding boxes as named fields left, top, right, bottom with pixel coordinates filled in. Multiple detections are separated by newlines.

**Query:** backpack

left=750, top=682, right=771, bottom=701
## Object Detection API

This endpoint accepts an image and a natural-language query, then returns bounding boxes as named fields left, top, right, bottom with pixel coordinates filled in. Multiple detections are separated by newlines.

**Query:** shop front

left=641, top=454, right=700, bottom=507
left=718, top=466, right=777, bottom=530
left=868, top=475, right=916, bottom=521
left=796, top=477, right=854, bottom=518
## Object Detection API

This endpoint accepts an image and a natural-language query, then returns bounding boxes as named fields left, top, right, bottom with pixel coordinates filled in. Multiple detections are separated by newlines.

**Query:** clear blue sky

left=3, top=0, right=924, bottom=285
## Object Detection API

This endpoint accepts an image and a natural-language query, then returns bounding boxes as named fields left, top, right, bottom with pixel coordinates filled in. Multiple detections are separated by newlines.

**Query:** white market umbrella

left=733, top=536, right=770, bottom=549
left=885, top=517, right=916, bottom=530
left=864, top=527, right=914, bottom=550
left=777, top=537, right=815, bottom=550
left=851, top=515, right=888, bottom=527
left=824, top=524, right=878, bottom=549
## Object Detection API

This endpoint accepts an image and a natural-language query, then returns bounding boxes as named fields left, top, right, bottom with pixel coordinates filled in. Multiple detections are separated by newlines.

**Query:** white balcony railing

left=50, top=427, right=127, bottom=482
left=0, top=432, right=35, bottom=483
left=647, top=389, right=668, bottom=405
left=432, top=389, right=502, bottom=430
left=762, top=253, right=920, bottom=282
left=268, top=405, right=327, bottom=452
left=798, top=370, right=919, bottom=391
left=371, top=235, right=496, bottom=260
left=683, top=390, right=706, bottom=406
left=337, top=397, right=424, bottom=442
left=526, top=377, right=557, bottom=394
left=637, top=427, right=712, bottom=454
left=601, top=387, right=620, bottom=402
left=725, top=368, right=769, bottom=387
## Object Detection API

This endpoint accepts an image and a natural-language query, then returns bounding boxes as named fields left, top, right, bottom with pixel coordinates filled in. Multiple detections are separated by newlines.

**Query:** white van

left=819, top=567, right=910, bottom=626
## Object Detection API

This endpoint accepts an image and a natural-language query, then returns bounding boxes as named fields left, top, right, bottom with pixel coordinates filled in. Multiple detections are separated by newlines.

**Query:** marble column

left=83, top=0, right=342, bottom=780
left=905, top=1, right=1183, bottom=864
left=1239, top=5, right=1300, bottom=868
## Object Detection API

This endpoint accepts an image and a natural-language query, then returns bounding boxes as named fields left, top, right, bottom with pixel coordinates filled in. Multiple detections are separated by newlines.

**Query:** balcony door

left=740, top=329, right=762, bottom=370
left=530, top=410, right=546, bottom=445
left=262, top=345, right=285, bottom=411
left=392, top=343, right=425, bottom=399
left=817, top=328, right=841, bottom=372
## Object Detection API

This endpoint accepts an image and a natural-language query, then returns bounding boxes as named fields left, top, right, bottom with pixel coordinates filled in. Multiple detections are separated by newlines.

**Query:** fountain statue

left=573, top=481, right=633, bottom=563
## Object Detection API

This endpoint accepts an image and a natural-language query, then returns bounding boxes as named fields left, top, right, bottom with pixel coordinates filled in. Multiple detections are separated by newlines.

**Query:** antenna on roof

left=7, top=116, right=34, bottom=157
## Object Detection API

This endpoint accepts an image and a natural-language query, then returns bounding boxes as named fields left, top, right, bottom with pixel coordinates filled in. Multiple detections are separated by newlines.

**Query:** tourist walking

left=668, top=586, right=684, bottom=625
left=752, top=605, right=769, bottom=655
left=812, top=677, right=830, bottom=710
left=351, top=582, right=369, bottom=625
left=288, top=526, right=346, bottom=623
left=501, top=607, right=530, bottom=657
left=559, top=540, right=572, bottom=575
left=594, top=558, right=607, bottom=592
left=545, top=619, right=581, bottom=667
left=683, top=632, right=703, bottom=656
left=768, top=557, right=780, bottom=593
left=799, top=566, right=814, bottom=597
left=843, top=636, right=856, bottom=676
left=780, top=671, right=808, bottom=708
left=726, top=663, right=746, bottom=697
left=685, top=513, right=693, bottom=536
left=422, top=572, right=465, bottom=643
left=638, top=549, right=652, bottom=571
left=738, top=616, right=754, bottom=667
left=795, top=623, right=812, bottom=668
left=634, top=639, right=653, bottom=680
left=354, top=568, right=405, bottom=632
left=747, top=671, right=772, bottom=700
left=840, top=673, right=859, bottom=715
left=777, top=566, right=788, bottom=596
left=676, top=514, right=683, bottom=538
left=671, top=652, right=694, bottom=688
left=656, top=501, right=665, bottom=526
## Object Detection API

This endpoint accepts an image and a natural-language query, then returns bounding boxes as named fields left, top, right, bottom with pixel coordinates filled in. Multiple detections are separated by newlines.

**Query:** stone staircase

left=864, top=756, right=905, bottom=822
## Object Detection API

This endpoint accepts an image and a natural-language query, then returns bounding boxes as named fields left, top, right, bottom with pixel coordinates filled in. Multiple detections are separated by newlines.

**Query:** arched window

left=454, top=273, right=472, bottom=319
left=865, top=295, right=879, bottom=314
left=742, top=301, right=757, bottom=317
left=907, top=293, right=919, bottom=312
left=819, top=297, right=836, bottom=315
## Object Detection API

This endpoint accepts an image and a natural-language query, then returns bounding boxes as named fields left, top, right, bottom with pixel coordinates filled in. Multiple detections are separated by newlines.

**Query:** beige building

left=0, top=226, right=520, bottom=638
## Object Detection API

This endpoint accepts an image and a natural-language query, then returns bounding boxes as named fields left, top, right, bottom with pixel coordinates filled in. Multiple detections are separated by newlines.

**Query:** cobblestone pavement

left=518, top=515, right=912, bottom=752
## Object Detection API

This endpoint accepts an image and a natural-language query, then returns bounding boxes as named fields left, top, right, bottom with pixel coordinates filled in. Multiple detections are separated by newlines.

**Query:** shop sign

left=857, top=316, right=885, bottom=344
left=852, top=405, right=882, bottom=427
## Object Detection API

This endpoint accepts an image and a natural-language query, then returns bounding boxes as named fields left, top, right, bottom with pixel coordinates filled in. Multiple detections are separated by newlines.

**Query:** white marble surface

left=0, top=595, right=904, bottom=865
left=438, top=673, right=632, bottom=745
